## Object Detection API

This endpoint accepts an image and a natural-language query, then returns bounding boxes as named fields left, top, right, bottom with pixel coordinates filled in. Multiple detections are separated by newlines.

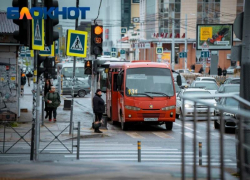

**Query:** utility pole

left=240, top=0, right=250, bottom=174
left=184, top=14, right=187, bottom=70
left=69, top=0, right=79, bottom=134
left=171, top=11, right=175, bottom=70
left=32, top=0, right=40, bottom=161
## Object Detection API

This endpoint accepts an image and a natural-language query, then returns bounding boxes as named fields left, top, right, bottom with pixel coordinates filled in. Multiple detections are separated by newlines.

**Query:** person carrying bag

left=92, top=89, right=105, bottom=133
left=45, top=86, right=61, bottom=122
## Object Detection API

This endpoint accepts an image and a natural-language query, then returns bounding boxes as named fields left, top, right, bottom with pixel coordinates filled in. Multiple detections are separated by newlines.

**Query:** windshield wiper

left=145, top=92, right=171, bottom=97
left=134, top=93, right=154, bottom=99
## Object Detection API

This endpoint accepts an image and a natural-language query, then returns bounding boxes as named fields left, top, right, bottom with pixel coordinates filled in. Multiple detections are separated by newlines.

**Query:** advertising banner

left=196, top=24, right=233, bottom=50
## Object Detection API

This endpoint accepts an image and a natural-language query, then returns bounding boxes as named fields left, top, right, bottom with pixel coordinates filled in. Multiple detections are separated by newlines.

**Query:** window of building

left=158, top=0, right=181, bottom=36
left=121, top=0, right=131, bottom=29
left=197, top=0, right=221, bottom=24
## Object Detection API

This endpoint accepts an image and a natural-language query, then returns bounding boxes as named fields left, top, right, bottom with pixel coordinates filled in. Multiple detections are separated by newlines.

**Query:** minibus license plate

left=144, top=118, right=158, bottom=121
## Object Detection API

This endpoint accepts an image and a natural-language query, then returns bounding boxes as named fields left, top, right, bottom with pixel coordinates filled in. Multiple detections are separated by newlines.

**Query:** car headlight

left=185, top=104, right=193, bottom=108
left=162, top=106, right=176, bottom=111
left=214, top=103, right=217, bottom=107
left=223, top=112, right=235, bottom=117
left=125, top=106, right=140, bottom=111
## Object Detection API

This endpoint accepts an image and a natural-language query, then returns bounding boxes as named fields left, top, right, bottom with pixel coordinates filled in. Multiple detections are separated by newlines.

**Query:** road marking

left=70, top=151, right=194, bottom=154
left=40, top=148, right=178, bottom=151
left=153, top=132, right=173, bottom=139
left=175, top=123, right=200, bottom=133
left=184, top=132, right=204, bottom=139
left=66, top=155, right=210, bottom=158
left=126, top=132, right=145, bottom=139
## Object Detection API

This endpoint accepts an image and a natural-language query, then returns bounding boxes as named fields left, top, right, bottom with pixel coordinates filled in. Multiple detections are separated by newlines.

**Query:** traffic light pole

left=240, top=0, right=250, bottom=175
left=69, top=0, right=79, bottom=135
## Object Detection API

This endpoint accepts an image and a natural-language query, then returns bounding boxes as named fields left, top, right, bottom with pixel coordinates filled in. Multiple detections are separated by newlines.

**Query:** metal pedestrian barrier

left=0, top=121, right=32, bottom=154
left=181, top=93, right=250, bottom=180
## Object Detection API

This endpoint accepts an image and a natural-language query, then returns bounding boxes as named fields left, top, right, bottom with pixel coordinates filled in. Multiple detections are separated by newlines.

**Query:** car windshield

left=184, top=91, right=211, bottom=97
left=126, top=68, right=174, bottom=97
left=225, top=98, right=239, bottom=107
left=195, top=82, right=218, bottom=90
left=228, top=67, right=234, bottom=69
left=224, top=85, right=240, bottom=93
left=231, top=79, right=240, bottom=84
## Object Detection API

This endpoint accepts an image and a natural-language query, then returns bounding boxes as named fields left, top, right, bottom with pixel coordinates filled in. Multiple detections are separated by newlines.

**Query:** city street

left=0, top=82, right=237, bottom=171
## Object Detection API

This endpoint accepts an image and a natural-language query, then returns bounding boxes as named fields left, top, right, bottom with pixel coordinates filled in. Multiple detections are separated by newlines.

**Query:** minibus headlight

left=162, top=106, right=176, bottom=111
left=125, top=106, right=141, bottom=111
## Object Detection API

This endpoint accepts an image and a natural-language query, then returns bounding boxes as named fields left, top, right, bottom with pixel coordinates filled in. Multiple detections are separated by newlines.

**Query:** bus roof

left=109, top=62, right=171, bottom=69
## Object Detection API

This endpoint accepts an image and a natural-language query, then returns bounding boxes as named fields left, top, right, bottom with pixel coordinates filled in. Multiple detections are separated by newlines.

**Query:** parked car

left=195, top=77, right=216, bottom=83
left=214, top=93, right=239, bottom=130
left=226, top=66, right=236, bottom=74
left=176, top=88, right=216, bottom=119
left=224, top=78, right=240, bottom=84
left=59, top=79, right=91, bottom=97
left=190, top=81, right=219, bottom=95
left=175, top=69, right=192, bottom=74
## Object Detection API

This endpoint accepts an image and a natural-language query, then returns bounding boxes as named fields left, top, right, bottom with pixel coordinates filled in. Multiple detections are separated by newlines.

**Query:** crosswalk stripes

left=126, top=132, right=145, bottom=139
left=153, top=132, right=173, bottom=139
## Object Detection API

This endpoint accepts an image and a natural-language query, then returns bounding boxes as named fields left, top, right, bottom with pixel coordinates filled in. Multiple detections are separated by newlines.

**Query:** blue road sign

left=104, top=52, right=111, bottom=56
left=40, top=44, right=54, bottom=57
left=156, top=47, right=163, bottom=54
left=179, top=52, right=187, bottom=58
left=66, top=29, right=88, bottom=57
left=120, top=49, right=126, bottom=54
left=111, top=48, right=116, bottom=52
left=201, top=51, right=210, bottom=58
left=32, top=11, right=44, bottom=50
left=121, top=27, right=127, bottom=34
left=111, top=52, right=117, bottom=57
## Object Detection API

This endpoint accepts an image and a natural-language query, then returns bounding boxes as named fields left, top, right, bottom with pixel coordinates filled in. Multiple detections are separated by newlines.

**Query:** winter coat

left=218, top=68, right=222, bottom=76
left=26, top=72, right=33, bottom=77
left=222, top=70, right=227, bottom=76
left=93, top=94, right=105, bottom=114
left=44, top=84, right=51, bottom=98
left=21, top=76, right=26, bottom=85
left=45, top=91, right=61, bottom=108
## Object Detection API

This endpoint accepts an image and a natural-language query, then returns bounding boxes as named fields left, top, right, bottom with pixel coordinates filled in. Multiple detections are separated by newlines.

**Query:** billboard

left=196, top=24, right=233, bottom=50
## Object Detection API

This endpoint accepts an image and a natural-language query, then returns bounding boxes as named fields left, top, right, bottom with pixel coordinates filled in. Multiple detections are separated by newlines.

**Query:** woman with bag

left=45, top=86, right=61, bottom=122
left=93, top=89, right=105, bottom=133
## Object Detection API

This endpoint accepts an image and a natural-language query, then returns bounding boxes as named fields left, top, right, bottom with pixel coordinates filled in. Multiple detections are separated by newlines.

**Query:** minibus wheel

left=165, top=122, right=173, bottom=130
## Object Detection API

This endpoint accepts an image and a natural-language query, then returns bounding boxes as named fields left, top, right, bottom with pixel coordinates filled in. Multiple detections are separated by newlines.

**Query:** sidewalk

left=14, top=81, right=108, bottom=140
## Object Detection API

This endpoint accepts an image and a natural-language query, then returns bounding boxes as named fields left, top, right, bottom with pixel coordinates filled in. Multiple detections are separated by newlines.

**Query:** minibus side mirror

left=177, top=75, right=182, bottom=86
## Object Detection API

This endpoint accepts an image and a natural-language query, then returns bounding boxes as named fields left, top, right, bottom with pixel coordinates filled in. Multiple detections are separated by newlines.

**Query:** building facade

left=137, top=0, right=242, bottom=73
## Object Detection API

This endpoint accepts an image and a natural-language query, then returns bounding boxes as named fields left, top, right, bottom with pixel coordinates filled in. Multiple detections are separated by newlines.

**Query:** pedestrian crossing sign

left=39, top=43, right=55, bottom=57
left=156, top=47, right=163, bottom=54
left=32, top=11, right=44, bottom=50
left=66, top=29, right=88, bottom=57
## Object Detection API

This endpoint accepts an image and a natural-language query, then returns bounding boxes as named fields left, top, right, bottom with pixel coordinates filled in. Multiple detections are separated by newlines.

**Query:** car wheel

left=165, top=122, right=173, bottom=130
left=78, top=90, right=86, bottom=97
left=214, top=121, right=219, bottom=129
left=176, top=114, right=180, bottom=119
left=74, top=95, right=78, bottom=97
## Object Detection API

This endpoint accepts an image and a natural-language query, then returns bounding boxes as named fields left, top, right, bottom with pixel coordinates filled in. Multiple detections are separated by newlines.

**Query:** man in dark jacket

left=222, top=67, right=227, bottom=76
left=93, top=89, right=105, bottom=133
left=218, top=66, right=222, bottom=76
left=21, top=72, right=26, bottom=96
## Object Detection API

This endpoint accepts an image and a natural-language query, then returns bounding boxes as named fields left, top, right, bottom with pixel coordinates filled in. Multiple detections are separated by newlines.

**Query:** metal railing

left=0, top=121, right=32, bottom=154
left=181, top=93, right=250, bottom=180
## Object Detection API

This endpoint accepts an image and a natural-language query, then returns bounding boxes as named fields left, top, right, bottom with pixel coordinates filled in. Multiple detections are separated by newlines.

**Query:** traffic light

left=84, top=60, right=92, bottom=75
left=37, top=56, right=56, bottom=78
left=91, top=25, right=103, bottom=56
left=12, top=0, right=31, bottom=47
left=44, top=0, right=59, bottom=46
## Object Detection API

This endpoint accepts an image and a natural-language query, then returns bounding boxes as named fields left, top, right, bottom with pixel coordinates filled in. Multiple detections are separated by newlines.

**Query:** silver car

left=176, top=88, right=216, bottom=119
left=190, top=81, right=219, bottom=95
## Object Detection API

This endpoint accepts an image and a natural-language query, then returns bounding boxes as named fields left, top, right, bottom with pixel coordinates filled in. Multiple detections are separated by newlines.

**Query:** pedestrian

left=222, top=67, right=227, bottom=77
left=44, top=79, right=52, bottom=119
left=199, top=67, right=204, bottom=74
left=45, top=86, right=61, bottom=122
left=20, top=72, right=26, bottom=96
left=218, top=66, right=222, bottom=76
left=26, top=70, right=33, bottom=86
left=93, top=89, right=105, bottom=133
left=208, top=68, right=210, bottom=75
